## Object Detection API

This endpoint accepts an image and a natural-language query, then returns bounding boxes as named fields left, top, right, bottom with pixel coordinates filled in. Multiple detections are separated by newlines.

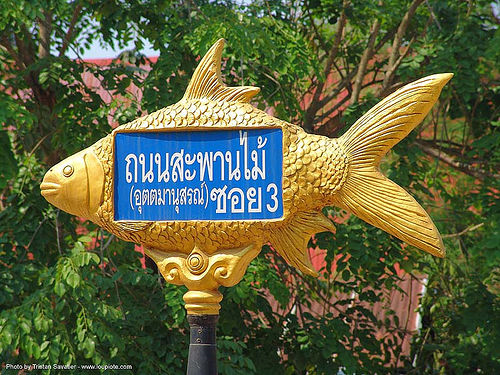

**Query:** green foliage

left=1, top=0, right=498, bottom=374
left=0, top=130, right=16, bottom=189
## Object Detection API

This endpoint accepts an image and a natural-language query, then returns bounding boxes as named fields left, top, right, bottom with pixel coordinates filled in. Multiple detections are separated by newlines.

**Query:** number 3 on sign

left=267, top=183, right=278, bottom=213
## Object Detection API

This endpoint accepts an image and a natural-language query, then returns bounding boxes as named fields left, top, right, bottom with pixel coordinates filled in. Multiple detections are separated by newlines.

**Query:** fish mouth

left=40, top=182, right=60, bottom=197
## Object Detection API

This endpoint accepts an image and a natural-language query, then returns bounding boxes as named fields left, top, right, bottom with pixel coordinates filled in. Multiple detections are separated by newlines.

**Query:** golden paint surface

left=41, top=39, right=450, bottom=314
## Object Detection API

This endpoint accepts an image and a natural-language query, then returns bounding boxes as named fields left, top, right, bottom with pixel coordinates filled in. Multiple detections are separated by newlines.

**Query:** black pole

left=187, top=314, right=218, bottom=375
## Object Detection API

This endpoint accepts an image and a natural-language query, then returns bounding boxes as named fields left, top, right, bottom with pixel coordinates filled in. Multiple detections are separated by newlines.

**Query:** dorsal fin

left=182, top=39, right=260, bottom=103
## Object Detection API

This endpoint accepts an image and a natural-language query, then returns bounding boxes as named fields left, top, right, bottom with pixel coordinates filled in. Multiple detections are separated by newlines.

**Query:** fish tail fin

left=336, top=74, right=453, bottom=257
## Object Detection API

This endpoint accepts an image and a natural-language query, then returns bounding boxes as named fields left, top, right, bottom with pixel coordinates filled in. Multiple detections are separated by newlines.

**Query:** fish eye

left=62, top=165, right=74, bottom=177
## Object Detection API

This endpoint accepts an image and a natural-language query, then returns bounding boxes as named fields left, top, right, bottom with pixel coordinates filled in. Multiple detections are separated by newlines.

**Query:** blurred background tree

left=0, top=0, right=498, bottom=374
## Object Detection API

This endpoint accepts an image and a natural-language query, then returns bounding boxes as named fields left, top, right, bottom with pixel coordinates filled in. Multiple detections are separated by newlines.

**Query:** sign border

left=111, top=126, right=285, bottom=223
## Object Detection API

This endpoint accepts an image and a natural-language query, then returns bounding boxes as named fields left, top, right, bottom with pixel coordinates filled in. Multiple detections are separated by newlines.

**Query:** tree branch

left=375, top=27, right=398, bottom=52
left=306, top=7, right=328, bottom=54
left=303, top=0, right=348, bottom=132
left=415, top=140, right=500, bottom=181
left=0, top=35, right=25, bottom=69
left=14, top=32, right=35, bottom=67
left=316, top=69, right=357, bottom=110
left=303, top=22, right=397, bottom=131
left=379, top=35, right=416, bottom=97
left=315, top=94, right=350, bottom=125
left=38, top=10, right=52, bottom=59
left=315, top=112, right=343, bottom=137
left=59, top=4, right=83, bottom=57
left=442, top=223, right=484, bottom=238
left=315, top=75, right=383, bottom=135
left=381, top=0, right=424, bottom=91
left=418, top=139, right=472, bottom=158
left=351, top=18, right=380, bottom=104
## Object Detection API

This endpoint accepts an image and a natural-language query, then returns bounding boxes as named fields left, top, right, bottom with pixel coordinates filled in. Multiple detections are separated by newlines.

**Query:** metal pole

left=187, top=314, right=218, bottom=375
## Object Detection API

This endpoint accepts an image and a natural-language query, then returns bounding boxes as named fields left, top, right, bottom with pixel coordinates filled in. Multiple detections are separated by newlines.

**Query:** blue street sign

left=114, top=128, right=283, bottom=221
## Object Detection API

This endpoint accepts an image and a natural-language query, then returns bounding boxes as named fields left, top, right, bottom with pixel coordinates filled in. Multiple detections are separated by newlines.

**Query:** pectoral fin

left=269, top=211, right=334, bottom=277
left=115, top=221, right=151, bottom=232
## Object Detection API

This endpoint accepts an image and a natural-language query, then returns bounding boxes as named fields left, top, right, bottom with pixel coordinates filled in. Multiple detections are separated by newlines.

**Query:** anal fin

left=269, top=211, right=334, bottom=277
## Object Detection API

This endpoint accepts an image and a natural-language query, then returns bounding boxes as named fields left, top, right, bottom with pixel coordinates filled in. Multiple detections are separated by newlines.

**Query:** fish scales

left=41, top=39, right=450, bottom=277
left=92, top=97, right=348, bottom=254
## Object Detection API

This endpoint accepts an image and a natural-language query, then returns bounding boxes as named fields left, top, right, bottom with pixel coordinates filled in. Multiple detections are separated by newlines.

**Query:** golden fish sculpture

left=41, top=39, right=450, bottom=315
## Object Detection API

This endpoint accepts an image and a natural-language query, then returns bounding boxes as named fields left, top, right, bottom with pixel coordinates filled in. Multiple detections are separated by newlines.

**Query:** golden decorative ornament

left=41, top=39, right=451, bottom=315
left=186, top=248, right=209, bottom=275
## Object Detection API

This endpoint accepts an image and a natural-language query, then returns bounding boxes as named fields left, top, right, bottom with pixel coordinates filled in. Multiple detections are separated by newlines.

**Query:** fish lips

left=40, top=169, right=89, bottom=217
left=40, top=180, right=61, bottom=198
left=40, top=171, right=69, bottom=211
